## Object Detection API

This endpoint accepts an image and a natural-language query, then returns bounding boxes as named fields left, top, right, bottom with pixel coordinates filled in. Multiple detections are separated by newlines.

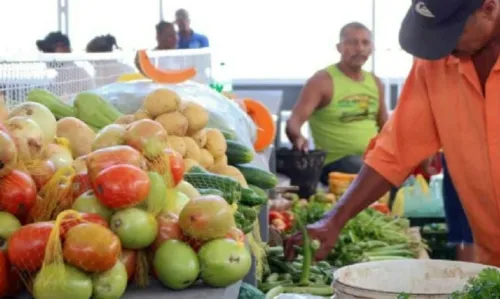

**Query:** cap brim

left=399, top=9, right=468, bottom=60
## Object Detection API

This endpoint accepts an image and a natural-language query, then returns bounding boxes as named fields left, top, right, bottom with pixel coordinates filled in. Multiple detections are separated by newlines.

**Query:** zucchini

left=227, top=140, right=254, bottom=164
left=27, top=89, right=75, bottom=119
left=235, top=164, right=278, bottom=189
left=198, top=188, right=224, bottom=197
left=240, top=187, right=267, bottom=207
left=73, top=92, right=123, bottom=129
left=183, top=172, right=241, bottom=204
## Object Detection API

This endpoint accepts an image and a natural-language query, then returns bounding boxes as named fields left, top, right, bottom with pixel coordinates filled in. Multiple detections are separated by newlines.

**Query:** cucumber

left=227, top=140, right=254, bottom=164
left=183, top=172, right=241, bottom=204
left=249, top=185, right=268, bottom=198
left=240, top=187, right=267, bottom=207
left=235, top=164, right=278, bottom=189
left=198, top=188, right=225, bottom=197
left=220, top=129, right=237, bottom=141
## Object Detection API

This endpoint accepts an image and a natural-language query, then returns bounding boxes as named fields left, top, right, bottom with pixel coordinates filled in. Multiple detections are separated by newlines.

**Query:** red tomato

left=7, top=222, right=54, bottom=272
left=86, top=145, right=146, bottom=182
left=63, top=222, right=121, bottom=272
left=165, top=148, right=184, bottom=186
left=93, top=164, right=150, bottom=209
left=151, top=212, right=183, bottom=251
left=60, top=212, right=109, bottom=238
left=29, top=159, right=56, bottom=190
left=72, top=172, right=92, bottom=199
left=0, top=170, right=37, bottom=218
left=0, top=251, right=8, bottom=297
left=120, top=249, right=137, bottom=281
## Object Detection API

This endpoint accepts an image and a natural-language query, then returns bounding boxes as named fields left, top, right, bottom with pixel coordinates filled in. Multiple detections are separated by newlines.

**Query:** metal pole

left=57, top=0, right=69, bottom=35
left=371, top=0, right=376, bottom=72
left=159, top=0, right=164, bottom=21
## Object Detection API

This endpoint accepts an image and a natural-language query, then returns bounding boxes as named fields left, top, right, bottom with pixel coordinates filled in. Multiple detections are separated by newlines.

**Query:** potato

left=168, top=135, right=186, bottom=157
left=133, top=109, right=151, bottom=120
left=155, top=112, right=188, bottom=136
left=199, top=149, right=214, bottom=169
left=209, top=155, right=227, bottom=173
left=205, top=128, right=227, bottom=158
left=183, top=158, right=199, bottom=172
left=114, top=115, right=135, bottom=125
left=143, top=88, right=181, bottom=117
left=183, top=137, right=201, bottom=161
left=56, top=117, right=95, bottom=158
left=216, top=165, right=248, bottom=187
left=191, top=129, right=207, bottom=148
left=181, top=102, right=209, bottom=133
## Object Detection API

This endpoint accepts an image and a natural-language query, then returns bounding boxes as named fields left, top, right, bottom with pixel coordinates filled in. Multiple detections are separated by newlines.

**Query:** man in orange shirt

left=286, top=0, right=500, bottom=266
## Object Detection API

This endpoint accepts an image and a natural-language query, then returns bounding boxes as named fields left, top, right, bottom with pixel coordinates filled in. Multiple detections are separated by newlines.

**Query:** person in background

left=442, top=155, right=475, bottom=262
left=36, top=32, right=95, bottom=101
left=285, top=0, right=500, bottom=267
left=86, top=34, right=135, bottom=86
left=155, top=21, right=178, bottom=50
left=286, top=22, right=388, bottom=185
left=175, top=8, right=209, bottom=49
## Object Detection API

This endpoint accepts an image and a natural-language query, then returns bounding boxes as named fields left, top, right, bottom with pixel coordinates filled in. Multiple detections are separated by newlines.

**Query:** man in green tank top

left=286, top=22, right=388, bottom=185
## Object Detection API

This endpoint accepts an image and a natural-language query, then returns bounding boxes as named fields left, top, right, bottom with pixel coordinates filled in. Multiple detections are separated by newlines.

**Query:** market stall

left=0, top=50, right=278, bottom=299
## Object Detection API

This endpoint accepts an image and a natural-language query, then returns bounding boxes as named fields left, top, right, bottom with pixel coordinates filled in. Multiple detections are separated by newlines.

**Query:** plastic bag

left=75, top=80, right=257, bottom=149
left=398, top=174, right=445, bottom=218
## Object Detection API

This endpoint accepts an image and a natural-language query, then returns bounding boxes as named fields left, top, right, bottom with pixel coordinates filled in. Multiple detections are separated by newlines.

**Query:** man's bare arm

left=373, top=75, right=389, bottom=130
left=286, top=71, right=331, bottom=145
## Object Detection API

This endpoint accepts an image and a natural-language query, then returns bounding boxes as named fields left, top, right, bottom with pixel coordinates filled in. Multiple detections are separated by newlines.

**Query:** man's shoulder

left=413, top=57, right=450, bottom=71
left=193, top=32, right=209, bottom=41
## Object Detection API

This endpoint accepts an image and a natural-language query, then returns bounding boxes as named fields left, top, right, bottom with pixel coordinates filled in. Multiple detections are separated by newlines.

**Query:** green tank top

left=309, top=64, right=380, bottom=165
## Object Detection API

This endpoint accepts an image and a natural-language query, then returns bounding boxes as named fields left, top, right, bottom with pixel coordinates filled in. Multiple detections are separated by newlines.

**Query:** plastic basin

left=333, top=259, right=495, bottom=298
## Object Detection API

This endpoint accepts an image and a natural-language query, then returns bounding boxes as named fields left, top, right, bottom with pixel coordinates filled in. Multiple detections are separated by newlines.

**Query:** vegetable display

left=0, top=81, right=277, bottom=299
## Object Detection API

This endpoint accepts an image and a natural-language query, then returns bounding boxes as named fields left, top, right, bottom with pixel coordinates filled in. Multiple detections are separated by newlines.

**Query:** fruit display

left=0, top=77, right=278, bottom=298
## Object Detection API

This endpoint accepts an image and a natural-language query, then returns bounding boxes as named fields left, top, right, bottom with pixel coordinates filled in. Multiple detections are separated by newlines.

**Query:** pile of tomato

left=0, top=143, right=185, bottom=298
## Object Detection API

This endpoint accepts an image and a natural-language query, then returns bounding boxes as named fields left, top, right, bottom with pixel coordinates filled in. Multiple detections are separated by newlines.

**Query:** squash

left=134, top=50, right=196, bottom=84
left=243, top=98, right=276, bottom=152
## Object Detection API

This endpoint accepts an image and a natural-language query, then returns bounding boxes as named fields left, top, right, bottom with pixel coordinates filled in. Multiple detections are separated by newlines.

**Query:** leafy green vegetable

left=451, top=268, right=500, bottom=299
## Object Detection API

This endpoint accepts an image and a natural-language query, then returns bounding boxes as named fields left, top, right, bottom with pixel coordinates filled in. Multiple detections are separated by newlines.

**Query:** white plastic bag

left=74, top=79, right=257, bottom=148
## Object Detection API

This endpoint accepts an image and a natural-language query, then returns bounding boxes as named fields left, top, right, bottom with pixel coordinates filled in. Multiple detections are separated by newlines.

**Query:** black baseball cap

left=399, top=0, right=483, bottom=60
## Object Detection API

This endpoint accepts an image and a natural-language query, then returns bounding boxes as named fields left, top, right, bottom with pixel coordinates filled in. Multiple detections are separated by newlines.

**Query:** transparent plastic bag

left=76, top=80, right=257, bottom=149
left=400, top=174, right=445, bottom=218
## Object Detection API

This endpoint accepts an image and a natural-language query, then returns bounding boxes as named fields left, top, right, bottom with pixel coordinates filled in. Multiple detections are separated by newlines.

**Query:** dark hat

left=399, top=0, right=483, bottom=60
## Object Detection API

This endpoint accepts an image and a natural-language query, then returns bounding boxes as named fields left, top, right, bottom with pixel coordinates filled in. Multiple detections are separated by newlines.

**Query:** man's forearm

left=285, top=118, right=302, bottom=143
left=325, top=164, right=393, bottom=227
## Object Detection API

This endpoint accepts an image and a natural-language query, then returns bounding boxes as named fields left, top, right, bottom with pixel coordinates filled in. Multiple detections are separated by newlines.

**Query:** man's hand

left=284, top=217, right=340, bottom=261
left=292, top=135, right=309, bottom=152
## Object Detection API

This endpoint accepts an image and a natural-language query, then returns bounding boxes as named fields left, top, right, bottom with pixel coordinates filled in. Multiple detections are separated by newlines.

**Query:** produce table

left=21, top=280, right=242, bottom=299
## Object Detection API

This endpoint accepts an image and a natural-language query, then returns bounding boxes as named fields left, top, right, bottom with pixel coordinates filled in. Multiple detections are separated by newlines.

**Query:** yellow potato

left=191, top=129, right=207, bottom=148
left=199, top=149, right=215, bottom=169
left=183, top=158, right=200, bottom=172
left=155, top=112, right=188, bottom=136
left=133, top=109, right=151, bottom=120
left=169, top=135, right=187, bottom=157
left=205, top=128, right=227, bottom=158
left=181, top=102, right=209, bottom=133
left=143, top=88, right=181, bottom=117
left=183, top=136, right=201, bottom=161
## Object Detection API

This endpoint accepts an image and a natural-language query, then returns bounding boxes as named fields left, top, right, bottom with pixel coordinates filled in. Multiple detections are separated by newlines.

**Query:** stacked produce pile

left=260, top=191, right=426, bottom=297
left=0, top=85, right=277, bottom=299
